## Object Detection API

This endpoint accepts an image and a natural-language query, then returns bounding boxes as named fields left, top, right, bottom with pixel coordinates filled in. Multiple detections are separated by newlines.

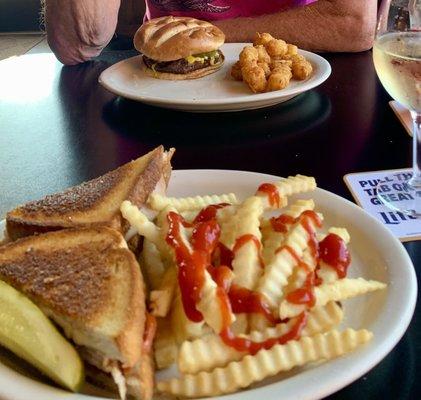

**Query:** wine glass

left=373, top=0, right=421, bottom=216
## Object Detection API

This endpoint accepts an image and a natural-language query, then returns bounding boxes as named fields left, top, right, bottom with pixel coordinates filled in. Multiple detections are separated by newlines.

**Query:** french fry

left=148, top=193, right=238, bottom=212
left=178, top=302, right=343, bottom=374
left=279, top=278, right=387, bottom=319
left=121, top=200, right=171, bottom=258
left=262, top=199, right=315, bottom=266
left=170, top=291, right=208, bottom=344
left=255, top=212, right=322, bottom=310
left=230, top=196, right=264, bottom=289
left=256, top=175, right=316, bottom=209
left=158, top=329, right=372, bottom=397
left=140, top=238, right=166, bottom=290
left=196, top=270, right=236, bottom=333
left=154, top=318, right=178, bottom=369
left=150, top=267, right=177, bottom=317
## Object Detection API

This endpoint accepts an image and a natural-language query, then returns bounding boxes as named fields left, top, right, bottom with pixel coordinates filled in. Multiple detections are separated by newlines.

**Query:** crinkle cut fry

left=279, top=278, right=387, bottom=319
left=262, top=199, right=315, bottom=266
left=256, top=175, right=317, bottom=209
left=255, top=213, right=321, bottom=311
left=230, top=196, right=264, bottom=290
left=178, top=301, right=343, bottom=374
left=121, top=200, right=171, bottom=258
left=148, top=193, right=238, bottom=211
left=158, top=329, right=373, bottom=397
left=140, top=238, right=166, bottom=290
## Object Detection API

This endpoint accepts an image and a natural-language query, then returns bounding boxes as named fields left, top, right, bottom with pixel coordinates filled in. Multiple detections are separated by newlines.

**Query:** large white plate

left=0, top=170, right=417, bottom=400
left=98, top=44, right=331, bottom=112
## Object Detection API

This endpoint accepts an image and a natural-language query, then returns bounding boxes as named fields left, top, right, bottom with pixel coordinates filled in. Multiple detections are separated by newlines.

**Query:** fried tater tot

left=291, top=55, right=313, bottom=80
left=231, top=61, right=243, bottom=81
left=242, top=64, right=267, bottom=93
left=239, top=46, right=259, bottom=66
left=265, top=39, right=288, bottom=57
left=270, top=58, right=292, bottom=71
left=253, top=32, right=275, bottom=47
left=257, top=61, right=271, bottom=78
left=266, top=65, right=292, bottom=92
left=286, top=44, right=298, bottom=56
left=255, top=45, right=271, bottom=64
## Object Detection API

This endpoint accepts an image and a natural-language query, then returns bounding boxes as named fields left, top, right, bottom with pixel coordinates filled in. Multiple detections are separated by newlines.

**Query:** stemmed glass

left=373, top=0, right=421, bottom=216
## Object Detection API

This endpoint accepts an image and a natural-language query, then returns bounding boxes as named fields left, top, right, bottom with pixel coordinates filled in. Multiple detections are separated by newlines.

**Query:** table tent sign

left=344, top=168, right=421, bottom=242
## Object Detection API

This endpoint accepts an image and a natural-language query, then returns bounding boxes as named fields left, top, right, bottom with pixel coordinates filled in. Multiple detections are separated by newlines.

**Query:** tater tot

left=253, top=32, right=275, bottom=47
left=242, top=64, right=267, bottom=93
left=265, top=39, right=288, bottom=57
left=231, top=61, right=243, bottom=81
left=266, top=66, right=292, bottom=92
left=239, top=46, right=258, bottom=66
left=257, top=61, right=271, bottom=78
left=291, top=56, right=313, bottom=80
left=270, top=58, right=292, bottom=70
left=286, top=44, right=298, bottom=56
left=255, top=45, right=271, bottom=64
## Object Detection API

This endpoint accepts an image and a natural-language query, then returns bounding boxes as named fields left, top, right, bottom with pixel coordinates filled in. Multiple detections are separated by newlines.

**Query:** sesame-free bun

left=134, top=16, right=225, bottom=62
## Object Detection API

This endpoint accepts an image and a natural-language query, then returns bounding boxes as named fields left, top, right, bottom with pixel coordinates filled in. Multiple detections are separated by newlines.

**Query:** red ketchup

left=219, top=312, right=308, bottom=355
left=286, top=264, right=316, bottom=307
left=270, top=214, right=296, bottom=233
left=233, top=234, right=264, bottom=268
left=257, top=183, right=281, bottom=208
left=194, top=203, right=229, bottom=223
left=319, top=233, right=351, bottom=278
left=228, top=284, right=280, bottom=325
left=166, top=204, right=315, bottom=355
left=166, top=212, right=220, bottom=322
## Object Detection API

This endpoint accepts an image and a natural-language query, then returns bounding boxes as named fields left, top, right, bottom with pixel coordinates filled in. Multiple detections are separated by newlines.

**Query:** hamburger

left=134, top=16, right=225, bottom=80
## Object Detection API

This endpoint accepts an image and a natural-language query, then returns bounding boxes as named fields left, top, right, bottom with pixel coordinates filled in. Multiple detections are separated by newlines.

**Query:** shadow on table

left=101, top=90, right=332, bottom=147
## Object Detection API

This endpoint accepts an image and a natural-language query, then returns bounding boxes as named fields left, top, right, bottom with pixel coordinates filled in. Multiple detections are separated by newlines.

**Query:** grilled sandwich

left=6, top=146, right=173, bottom=241
left=0, top=227, right=155, bottom=399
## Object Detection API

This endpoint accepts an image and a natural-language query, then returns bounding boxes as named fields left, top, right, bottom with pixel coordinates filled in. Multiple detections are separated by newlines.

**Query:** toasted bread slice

left=6, top=146, right=174, bottom=241
left=84, top=349, right=155, bottom=400
left=0, top=227, right=145, bottom=370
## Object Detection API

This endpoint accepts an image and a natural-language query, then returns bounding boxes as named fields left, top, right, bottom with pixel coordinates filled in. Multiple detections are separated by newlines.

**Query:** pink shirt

left=145, top=0, right=318, bottom=21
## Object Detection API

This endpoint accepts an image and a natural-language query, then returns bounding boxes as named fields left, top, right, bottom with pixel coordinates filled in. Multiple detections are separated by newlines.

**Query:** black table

left=0, top=40, right=419, bottom=399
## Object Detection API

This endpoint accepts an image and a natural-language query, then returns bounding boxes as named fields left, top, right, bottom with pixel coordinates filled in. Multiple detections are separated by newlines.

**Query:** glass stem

left=409, top=111, right=421, bottom=188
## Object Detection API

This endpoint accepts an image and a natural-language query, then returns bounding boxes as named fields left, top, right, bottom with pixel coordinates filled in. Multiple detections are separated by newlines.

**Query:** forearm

left=44, top=0, right=121, bottom=65
left=214, top=0, right=377, bottom=52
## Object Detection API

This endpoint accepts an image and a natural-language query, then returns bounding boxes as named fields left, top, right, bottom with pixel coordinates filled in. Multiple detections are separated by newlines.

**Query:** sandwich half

left=6, top=146, right=173, bottom=241
left=0, top=227, right=154, bottom=399
left=134, top=16, right=225, bottom=80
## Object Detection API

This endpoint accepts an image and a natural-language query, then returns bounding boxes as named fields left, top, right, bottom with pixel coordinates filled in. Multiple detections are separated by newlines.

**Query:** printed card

left=344, top=169, right=421, bottom=242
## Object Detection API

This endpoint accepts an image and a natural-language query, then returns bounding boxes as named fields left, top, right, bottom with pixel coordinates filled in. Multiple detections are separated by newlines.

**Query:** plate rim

left=0, top=169, right=417, bottom=400
left=98, top=44, right=331, bottom=106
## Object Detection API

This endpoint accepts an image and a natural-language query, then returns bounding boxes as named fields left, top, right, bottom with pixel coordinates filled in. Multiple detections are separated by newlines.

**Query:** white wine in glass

left=373, top=0, right=421, bottom=216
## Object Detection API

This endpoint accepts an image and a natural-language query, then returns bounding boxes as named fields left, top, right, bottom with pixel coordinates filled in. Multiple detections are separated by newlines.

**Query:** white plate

left=98, top=44, right=331, bottom=112
left=0, top=170, right=417, bottom=400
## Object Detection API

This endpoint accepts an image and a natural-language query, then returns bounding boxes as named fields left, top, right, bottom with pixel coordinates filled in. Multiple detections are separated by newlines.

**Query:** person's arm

left=43, top=0, right=121, bottom=65
left=214, top=0, right=377, bottom=52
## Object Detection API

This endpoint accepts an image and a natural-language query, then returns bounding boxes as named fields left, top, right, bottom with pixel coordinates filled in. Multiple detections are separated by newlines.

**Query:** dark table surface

left=0, top=40, right=419, bottom=399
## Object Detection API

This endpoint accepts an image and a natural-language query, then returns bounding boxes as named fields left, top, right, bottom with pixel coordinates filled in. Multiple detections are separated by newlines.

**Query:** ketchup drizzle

left=319, top=233, right=351, bottom=278
left=165, top=206, right=323, bottom=355
left=233, top=234, right=264, bottom=268
left=219, top=312, right=308, bottom=355
left=228, top=284, right=280, bottom=325
left=257, top=183, right=281, bottom=208
left=270, top=214, right=296, bottom=233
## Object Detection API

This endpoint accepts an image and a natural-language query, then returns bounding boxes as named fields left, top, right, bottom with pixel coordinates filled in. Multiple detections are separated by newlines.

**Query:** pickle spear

left=0, top=279, right=84, bottom=391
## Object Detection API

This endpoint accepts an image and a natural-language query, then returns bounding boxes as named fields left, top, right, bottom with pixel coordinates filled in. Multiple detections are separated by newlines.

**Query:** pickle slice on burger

left=134, top=16, right=225, bottom=80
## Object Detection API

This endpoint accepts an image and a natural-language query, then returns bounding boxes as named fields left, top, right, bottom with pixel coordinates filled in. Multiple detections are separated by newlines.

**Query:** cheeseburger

left=134, top=16, right=225, bottom=80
